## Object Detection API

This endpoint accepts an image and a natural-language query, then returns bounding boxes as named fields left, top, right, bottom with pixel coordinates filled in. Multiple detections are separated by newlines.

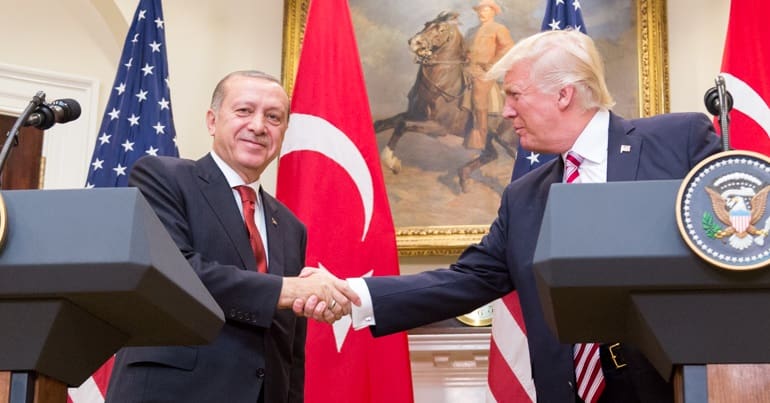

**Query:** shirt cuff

left=347, top=277, right=375, bottom=330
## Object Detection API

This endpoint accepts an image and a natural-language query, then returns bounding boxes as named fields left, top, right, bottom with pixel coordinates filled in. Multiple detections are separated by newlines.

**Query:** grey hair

left=486, top=29, right=614, bottom=110
left=210, top=70, right=284, bottom=110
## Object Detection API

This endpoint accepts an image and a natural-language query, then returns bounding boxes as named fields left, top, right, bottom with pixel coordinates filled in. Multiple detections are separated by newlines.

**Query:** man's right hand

left=279, top=266, right=360, bottom=323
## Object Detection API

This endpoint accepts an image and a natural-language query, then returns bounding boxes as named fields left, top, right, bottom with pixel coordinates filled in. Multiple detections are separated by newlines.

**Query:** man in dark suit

left=297, top=30, right=722, bottom=402
left=106, top=70, right=357, bottom=403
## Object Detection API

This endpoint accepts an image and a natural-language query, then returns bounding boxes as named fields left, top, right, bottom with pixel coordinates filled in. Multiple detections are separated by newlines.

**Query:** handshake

left=279, top=266, right=361, bottom=323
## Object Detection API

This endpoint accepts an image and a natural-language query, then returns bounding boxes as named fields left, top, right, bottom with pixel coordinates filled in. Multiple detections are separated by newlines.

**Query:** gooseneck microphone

left=24, top=99, right=82, bottom=130
left=704, top=76, right=733, bottom=152
left=0, top=92, right=82, bottom=182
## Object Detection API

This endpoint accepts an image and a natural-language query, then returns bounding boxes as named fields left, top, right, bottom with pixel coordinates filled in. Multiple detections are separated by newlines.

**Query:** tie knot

left=564, top=152, right=584, bottom=184
left=234, top=185, right=257, bottom=204
left=565, top=151, right=584, bottom=168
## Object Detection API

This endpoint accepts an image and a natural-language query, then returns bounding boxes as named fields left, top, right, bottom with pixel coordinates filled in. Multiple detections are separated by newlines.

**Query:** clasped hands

left=279, top=266, right=359, bottom=323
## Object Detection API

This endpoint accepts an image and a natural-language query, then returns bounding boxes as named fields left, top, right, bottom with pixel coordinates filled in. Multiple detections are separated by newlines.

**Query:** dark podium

left=0, top=189, right=225, bottom=403
left=533, top=180, right=770, bottom=402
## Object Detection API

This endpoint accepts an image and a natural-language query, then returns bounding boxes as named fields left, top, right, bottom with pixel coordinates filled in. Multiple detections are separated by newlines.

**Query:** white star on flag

left=136, top=89, right=148, bottom=102
left=526, top=152, right=541, bottom=165
left=141, top=63, right=155, bottom=76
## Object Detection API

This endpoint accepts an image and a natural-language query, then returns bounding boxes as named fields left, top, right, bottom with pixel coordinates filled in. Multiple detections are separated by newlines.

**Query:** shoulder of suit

left=629, top=112, right=708, bottom=127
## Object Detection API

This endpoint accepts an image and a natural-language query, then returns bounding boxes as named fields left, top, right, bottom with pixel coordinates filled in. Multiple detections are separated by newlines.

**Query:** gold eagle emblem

left=705, top=185, right=770, bottom=248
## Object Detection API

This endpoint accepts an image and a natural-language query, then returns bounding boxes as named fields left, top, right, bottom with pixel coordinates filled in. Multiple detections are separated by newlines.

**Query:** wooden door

left=0, top=115, right=44, bottom=189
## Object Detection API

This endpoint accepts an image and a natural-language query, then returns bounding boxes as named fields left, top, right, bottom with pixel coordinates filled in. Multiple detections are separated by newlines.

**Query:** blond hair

left=487, top=29, right=614, bottom=110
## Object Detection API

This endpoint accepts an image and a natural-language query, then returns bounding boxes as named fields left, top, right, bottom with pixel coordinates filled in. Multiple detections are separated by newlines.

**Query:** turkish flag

left=719, top=0, right=770, bottom=154
left=275, top=0, right=414, bottom=402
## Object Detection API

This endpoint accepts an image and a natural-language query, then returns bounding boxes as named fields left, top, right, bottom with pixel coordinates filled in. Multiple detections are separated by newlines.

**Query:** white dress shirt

left=348, top=109, right=611, bottom=329
left=211, top=150, right=269, bottom=265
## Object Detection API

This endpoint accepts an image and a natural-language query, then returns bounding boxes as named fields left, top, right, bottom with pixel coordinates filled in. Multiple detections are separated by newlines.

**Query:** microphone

left=23, top=99, right=81, bottom=130
left=704, top=85, right=733, bottom=116
left=704, top=76, right=732, bottom=151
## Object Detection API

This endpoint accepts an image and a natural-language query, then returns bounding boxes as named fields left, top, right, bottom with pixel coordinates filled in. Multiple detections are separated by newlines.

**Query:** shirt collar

left=210, top=150, right=262, bottom=193
left=562, top=109, right=610, bottom=164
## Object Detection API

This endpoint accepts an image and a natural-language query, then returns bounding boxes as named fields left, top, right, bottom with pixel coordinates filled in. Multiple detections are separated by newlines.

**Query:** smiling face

left=208, top=75, right=289, bottom=183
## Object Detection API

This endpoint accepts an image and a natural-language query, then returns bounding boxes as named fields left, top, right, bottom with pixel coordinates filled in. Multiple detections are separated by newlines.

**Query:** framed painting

left=282, top=0, right=668, bottom=256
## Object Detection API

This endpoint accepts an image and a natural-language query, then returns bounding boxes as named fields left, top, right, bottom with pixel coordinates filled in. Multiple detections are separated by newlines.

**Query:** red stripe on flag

left=500, top=291, right=527, bottom=334
left=488, top=336, right=532, bottom=402
left=488, top=292, right=535, bottom=402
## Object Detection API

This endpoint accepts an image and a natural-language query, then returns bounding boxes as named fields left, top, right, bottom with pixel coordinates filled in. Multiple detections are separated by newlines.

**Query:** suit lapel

left=606, top=112, right=642, bottom=182
left=261, top=189, right=285, bottom=276
left=196, top=154, right=257, bottom=271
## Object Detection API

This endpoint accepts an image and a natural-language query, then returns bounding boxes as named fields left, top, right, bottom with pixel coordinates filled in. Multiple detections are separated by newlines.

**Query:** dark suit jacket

left=364, top=112, right=722, bottom=402
left=106, top=154, right=307, bottom=403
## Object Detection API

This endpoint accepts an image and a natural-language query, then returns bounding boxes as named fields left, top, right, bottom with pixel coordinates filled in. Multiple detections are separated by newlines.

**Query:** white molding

left=409, top=332, right=491, bottom=402
left=0, top=63, right=100, bottom=189
left=408, top=332, right=491, bottom=352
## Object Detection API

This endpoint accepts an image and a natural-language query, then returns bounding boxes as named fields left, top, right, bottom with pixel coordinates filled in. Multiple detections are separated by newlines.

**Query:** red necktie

left=564, top=152, right=605, bottom=403
left=234, top=185, right=268, bottom=273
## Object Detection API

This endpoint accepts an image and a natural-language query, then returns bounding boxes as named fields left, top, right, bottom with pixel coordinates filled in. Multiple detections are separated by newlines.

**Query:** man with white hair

left=299, top=29, right=722, bottom=403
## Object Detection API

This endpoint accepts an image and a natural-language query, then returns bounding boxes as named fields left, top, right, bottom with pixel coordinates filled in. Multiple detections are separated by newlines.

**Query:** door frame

left=0, top=63, right=99, bottom=189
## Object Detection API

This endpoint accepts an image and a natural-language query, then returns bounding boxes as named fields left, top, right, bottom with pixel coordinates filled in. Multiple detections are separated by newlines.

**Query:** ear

left=205, top=109, right=216, bottom=136
left=557, top=85, right=575, bottom=110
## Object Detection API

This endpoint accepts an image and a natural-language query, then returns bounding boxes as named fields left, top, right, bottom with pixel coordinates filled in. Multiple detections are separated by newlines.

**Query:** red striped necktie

left=563, top=151, right=605, bottom=403
left=234, top=185, right=268, bottom=273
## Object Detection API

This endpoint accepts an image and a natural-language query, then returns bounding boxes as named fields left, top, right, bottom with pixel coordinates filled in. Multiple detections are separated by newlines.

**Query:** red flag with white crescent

left=719, top=0, right=770, bottom=155
left=276, top=0, right=414, bottom=402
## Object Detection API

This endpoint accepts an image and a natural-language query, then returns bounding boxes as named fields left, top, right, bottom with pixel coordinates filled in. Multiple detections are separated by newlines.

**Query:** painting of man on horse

left=374, top=9, right=518, bottom=194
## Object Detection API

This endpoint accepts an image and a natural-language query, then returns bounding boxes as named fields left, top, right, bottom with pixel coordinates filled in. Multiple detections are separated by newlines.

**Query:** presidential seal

left=677, top=150, right=770, bottom=271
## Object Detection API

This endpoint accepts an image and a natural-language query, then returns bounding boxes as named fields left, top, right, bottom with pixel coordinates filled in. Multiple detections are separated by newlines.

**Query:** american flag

left=510, top=0, right=587, bottom=182
left=84, top=0, right=177, bottom=189
left=488, top=1, right=588, bottom=402
left=71, top=0, right=176, bottom=401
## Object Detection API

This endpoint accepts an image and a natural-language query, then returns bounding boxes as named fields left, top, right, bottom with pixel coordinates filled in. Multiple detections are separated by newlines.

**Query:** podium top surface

left=0, top=188, right=224, bottom=345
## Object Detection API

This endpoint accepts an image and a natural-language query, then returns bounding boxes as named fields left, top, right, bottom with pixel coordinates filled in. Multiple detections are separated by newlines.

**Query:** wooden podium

left=533, top=180, right=770, bottom=402
left=0, top=189, right=224, bottom=403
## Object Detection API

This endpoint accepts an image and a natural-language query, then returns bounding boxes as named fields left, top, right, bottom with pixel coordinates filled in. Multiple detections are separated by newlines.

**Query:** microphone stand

left=0, top=91, right=46, bottom=185
left=715, top=76, right=731, bottom=152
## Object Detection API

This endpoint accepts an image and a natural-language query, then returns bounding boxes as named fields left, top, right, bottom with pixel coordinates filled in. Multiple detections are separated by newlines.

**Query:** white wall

left=668, top=0, right=730, bottom=115
left=0, top=0, right=285, bottom=189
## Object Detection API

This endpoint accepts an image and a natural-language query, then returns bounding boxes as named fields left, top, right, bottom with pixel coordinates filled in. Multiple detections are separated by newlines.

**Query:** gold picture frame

left=282, top=0, right=669, bottom=256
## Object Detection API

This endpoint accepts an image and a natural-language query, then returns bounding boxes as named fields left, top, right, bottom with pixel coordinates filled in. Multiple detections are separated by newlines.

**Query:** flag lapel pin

left=620, top=144, right=631, bottom=153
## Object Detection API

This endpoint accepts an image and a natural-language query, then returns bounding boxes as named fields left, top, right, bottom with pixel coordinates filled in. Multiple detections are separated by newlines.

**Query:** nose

left=502, top=98, right=517, bottom=120
left=248, top=114, right=266, bottom=133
